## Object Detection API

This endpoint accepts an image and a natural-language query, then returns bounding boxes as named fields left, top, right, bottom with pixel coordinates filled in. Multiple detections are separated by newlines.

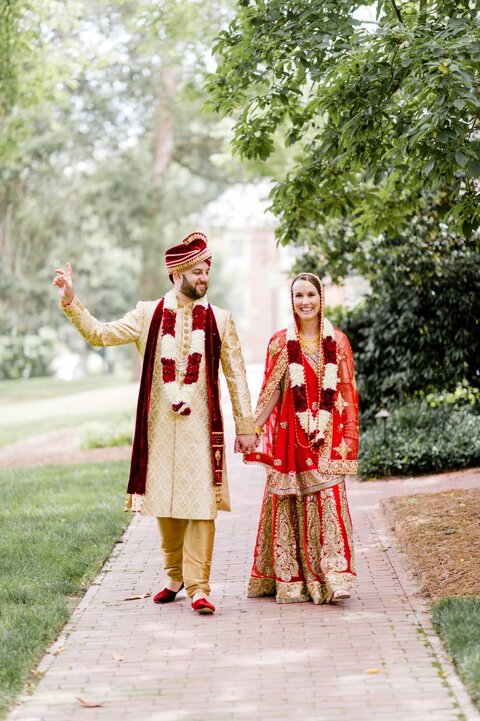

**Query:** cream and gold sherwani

left=62, top=296, right=255, bottom=520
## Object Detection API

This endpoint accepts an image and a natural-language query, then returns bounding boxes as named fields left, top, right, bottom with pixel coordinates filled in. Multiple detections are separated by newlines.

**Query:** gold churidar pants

left=156, top=518, right=215, bottom=598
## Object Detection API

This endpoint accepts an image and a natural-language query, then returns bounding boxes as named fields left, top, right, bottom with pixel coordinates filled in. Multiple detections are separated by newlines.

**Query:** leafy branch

left=208, top=0, right=480, bottom=246
left=390, top=0, right=404, bottom=24
left=418, top=0, right=428, bottom=24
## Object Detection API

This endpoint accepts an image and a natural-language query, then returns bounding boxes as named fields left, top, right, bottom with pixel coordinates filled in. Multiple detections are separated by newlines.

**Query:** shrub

left=423, top=383, right=480, bottom=409
left=79, top=417, right=134, bottom=449
left=0, top=327, right=56, bottom=380
left=359, top=398, right=480, bottom=478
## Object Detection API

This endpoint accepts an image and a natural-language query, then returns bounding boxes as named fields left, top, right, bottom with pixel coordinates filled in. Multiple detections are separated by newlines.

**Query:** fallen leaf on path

left=54, top=646, right=66, bottom=655
left=31, top=670, right=44, bottom=679
left=76, top=697, right=104, bottom=708
left=365, top=668, right=380, bottom=674
left=112, top=652, right=124, bottom=661
left=123, top=592, right=151, bottom=601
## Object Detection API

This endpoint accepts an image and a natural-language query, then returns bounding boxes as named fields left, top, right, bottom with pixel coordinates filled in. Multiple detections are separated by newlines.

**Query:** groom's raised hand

left=53, top=262, right=74, bottom=306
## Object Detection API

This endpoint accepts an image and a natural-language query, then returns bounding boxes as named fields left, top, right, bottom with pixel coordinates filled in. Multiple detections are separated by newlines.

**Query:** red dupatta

left=245, top=327, right=359, bottom=483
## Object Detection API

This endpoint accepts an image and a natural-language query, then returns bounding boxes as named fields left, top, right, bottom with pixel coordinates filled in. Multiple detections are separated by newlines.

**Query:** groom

left=54, top=232, right=257, bottom=615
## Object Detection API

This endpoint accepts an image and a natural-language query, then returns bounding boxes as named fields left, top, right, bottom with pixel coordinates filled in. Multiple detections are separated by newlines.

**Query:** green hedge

left=79, top=416, right=134, bottom=449
left=359, top=398, right=480, bottom=478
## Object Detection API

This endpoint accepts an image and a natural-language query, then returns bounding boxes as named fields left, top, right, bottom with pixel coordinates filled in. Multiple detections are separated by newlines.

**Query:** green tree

left=0, top=0, right=25, bottom=113
left=293, top=192, right=480, bottom=410
left=207, top=0, right=480, bottom=244
left=0, top=0, right=244, bottom=366
left=1, top=0, right=269, bottom=380
left=343, top=238, right=480, bottom=412
left=207, top=0, right=480, bottom=410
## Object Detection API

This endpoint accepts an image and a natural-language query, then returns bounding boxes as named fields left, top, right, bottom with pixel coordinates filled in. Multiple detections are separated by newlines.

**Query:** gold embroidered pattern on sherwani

left=62, top=296, right=255, bottom=520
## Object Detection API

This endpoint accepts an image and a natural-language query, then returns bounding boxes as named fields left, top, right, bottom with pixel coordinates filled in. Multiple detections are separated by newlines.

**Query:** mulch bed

left=387, top=488, right=480, bottom=600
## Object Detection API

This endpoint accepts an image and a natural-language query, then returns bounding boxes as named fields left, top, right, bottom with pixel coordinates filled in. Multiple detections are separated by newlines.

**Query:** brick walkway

left=7, top=439, right=480, bottom=720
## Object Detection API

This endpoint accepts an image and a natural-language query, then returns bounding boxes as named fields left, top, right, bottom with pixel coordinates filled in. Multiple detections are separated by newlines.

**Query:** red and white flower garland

left=286, top=318, right=338, bottom=449
left=160, top=290, right=207, bottom=416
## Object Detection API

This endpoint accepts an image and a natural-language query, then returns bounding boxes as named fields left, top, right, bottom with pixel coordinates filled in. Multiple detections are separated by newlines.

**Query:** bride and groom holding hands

left=53, top=231, right=358, bottom=615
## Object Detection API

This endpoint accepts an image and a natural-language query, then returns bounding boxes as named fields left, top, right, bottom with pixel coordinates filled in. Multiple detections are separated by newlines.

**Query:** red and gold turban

left=165, top=232, right=212, bottom=279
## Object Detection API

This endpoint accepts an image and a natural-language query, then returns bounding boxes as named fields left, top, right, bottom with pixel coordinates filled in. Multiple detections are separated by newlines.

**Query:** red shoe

left=153, top=583, right=184, bottom=604
left=191, top=598, right=215, bottom=615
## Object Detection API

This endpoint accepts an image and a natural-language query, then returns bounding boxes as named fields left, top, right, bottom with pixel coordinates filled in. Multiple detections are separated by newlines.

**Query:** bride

left=244, top=273, right=359, bottom=605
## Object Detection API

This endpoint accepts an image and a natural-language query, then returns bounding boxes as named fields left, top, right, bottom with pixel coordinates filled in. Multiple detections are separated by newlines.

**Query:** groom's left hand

left=234, top=434, right=258, bottom=454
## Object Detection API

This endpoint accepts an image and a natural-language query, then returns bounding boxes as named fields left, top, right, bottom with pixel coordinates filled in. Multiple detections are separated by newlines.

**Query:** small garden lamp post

left=375, top=408, right=390, bottom=441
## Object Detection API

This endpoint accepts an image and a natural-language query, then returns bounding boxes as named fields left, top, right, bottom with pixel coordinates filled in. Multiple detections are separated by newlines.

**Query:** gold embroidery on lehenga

left=275, top=580, right=309, bottom=603
left=302, top=495, right=329, bottom=604
left=320, top=487, right=348, bottom=576
left=305, top=494, right=322, bottom=578
left=274, top=498, right=300, bottom=582
left=252, top=491, right=275, bottom=578
left=339, top=482, right=356, bottom=575
left=248, top=484, right=356, bottom=604
left=247, top=577, right=276, bottom=597
left=318, top=484, right=356, bottom=594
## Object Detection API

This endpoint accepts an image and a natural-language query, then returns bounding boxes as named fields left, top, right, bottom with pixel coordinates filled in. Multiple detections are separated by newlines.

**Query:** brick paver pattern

left=7, top=421, right=480, bottom=721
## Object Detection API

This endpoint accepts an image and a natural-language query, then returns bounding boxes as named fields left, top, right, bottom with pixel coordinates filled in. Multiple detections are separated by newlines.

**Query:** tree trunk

left=138, top=66, right=179, bottom=301
left=0, top=202, right=14, bottom=273
left=152, top=66, right=178, bottom=178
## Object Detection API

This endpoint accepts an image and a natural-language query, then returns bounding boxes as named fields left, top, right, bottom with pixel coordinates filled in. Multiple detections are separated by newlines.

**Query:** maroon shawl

left=127, top=298, right=223, bottom=496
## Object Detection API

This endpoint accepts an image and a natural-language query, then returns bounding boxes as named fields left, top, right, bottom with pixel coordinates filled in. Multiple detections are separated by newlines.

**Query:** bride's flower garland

left=160, top=290, right=207, bottom=416
left=286, top=318, right=338, bottom=449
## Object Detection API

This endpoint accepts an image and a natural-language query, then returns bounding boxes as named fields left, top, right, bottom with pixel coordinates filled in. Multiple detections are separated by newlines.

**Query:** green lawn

left=0, top=375, right=129, bottom=403
left=1, top=410, right=135, bottom=448
left=0, top=461, right=131, bottom=718
left=0, top=376, right=138, bottom=448
left=432, top=597, right=480, bottom=707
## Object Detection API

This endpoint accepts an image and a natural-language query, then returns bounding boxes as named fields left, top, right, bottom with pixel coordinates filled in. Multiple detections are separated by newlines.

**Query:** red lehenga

left=244, top=327, right=359, bottom=604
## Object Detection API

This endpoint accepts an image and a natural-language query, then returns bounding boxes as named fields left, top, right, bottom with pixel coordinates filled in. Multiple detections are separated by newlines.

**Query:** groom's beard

left=180, top=276, right=208, bottom=300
